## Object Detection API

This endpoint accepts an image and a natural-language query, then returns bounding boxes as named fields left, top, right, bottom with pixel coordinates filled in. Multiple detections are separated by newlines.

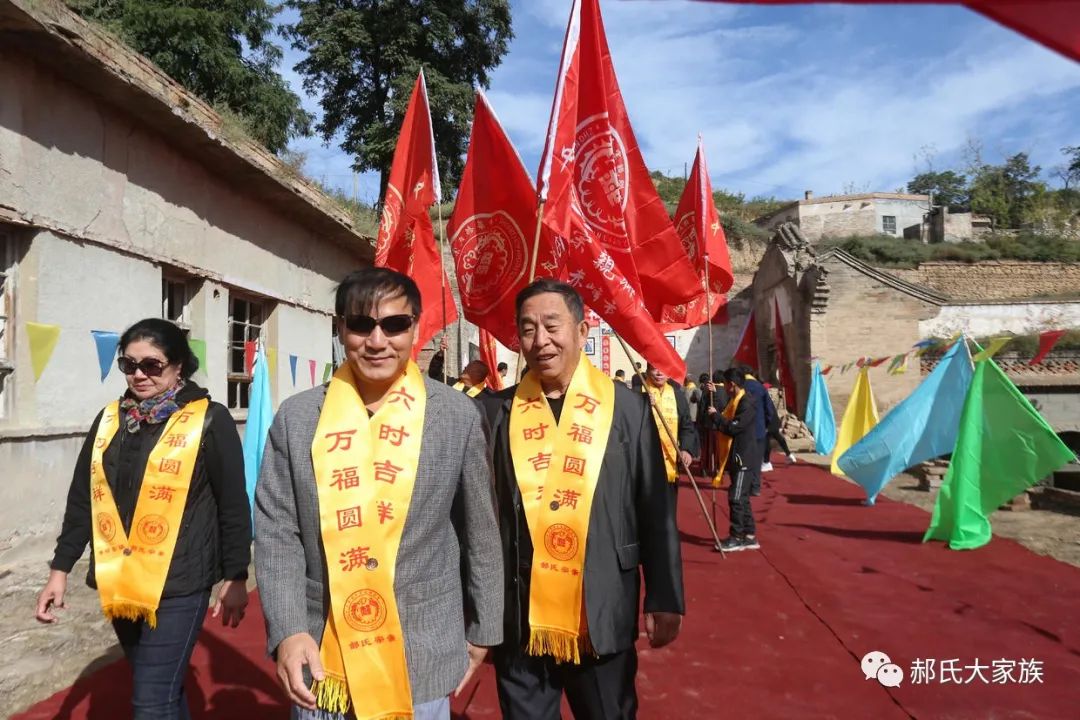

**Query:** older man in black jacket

left=483, top=279, right=684, bottom=720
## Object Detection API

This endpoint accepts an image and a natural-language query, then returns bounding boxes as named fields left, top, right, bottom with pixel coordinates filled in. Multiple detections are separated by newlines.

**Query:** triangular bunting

left=90, top=330, right=120, bottom=382
left=26, top=322, right=61, bottom=382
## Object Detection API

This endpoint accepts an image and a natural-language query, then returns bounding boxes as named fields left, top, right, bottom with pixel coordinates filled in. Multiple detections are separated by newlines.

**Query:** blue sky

left=277, top=0, right=1080, bottom=207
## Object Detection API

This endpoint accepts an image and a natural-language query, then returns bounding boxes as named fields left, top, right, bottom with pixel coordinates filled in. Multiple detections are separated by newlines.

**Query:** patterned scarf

left=118, top=381, right=186, bottom=434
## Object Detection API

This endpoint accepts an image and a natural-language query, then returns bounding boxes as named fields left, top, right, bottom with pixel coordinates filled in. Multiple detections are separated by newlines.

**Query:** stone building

left=0, top=0, right=375, bottom=557
left=756, top=191, right=931, bottom=242
left=748, top=224, right=1080, bottom=447
left=748, top=224, right=946, bottom=417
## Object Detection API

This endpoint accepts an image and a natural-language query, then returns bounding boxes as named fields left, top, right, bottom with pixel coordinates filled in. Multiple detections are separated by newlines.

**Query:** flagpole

left=703, top=255, right=718, bottom=534
left=613, top=333, right=725, bottom=555
left=515, top=199, right=548, bottom=382
left=437, top=200, right=449, bottom=384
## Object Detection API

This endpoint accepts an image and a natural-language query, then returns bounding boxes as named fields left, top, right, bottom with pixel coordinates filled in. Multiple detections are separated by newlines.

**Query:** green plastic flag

left=924, top=359, right=1075, bottom=550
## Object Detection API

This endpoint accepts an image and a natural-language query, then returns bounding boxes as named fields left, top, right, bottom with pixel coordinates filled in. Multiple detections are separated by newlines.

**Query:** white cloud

left=277, top=0, right=1080, bottom=203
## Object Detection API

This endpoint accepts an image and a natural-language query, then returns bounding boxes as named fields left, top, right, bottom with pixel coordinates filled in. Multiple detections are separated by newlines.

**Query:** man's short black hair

left=614, top=369, right=626, bottom=377
left=723, top=367, right=748, bottom=386
left=497, top=362, right=508, bottom=372
left=515, top=278, right=585, bottom=324
left=336, top=267, right=421, bottom=318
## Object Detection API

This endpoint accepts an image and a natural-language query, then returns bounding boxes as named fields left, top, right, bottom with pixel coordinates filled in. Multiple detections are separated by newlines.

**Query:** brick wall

left=890, top=261, right=1080, bottom=301
left=810, top=260, right=939, bottom=418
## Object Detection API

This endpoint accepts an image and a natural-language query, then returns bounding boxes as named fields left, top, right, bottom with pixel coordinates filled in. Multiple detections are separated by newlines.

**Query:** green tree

left=284, top=0, right=512, bottom=199
left=969, top=153, right=1045, bottom=228
left=1054, top=145, right=1080, bottom=190
left=907, top=170, right=968, bottom=210
left=68, top=0, right=311, bottom=153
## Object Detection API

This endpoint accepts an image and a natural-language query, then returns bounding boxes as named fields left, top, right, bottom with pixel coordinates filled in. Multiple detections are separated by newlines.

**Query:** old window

left=0, top=228, right=21, bottom=418
left=882, top=215, right=897, bottom=234
left=0, top=231, right=13, bottom=370
left=161, top=274, right=194, bottom=334
left=227, top=293, right=270, bottom=410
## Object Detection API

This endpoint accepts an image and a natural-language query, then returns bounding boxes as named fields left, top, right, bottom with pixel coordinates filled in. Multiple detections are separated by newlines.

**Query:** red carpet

left=15, top=457, right=1080, bottom=719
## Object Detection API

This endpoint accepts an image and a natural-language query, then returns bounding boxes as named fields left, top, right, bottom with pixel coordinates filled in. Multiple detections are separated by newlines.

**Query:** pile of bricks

left=913, top=459, right=950, bottom=491
left=780, top=413, right=816, bottom=452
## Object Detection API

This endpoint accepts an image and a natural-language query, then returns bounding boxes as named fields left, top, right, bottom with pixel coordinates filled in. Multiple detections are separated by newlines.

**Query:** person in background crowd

left=684, top=376, right=701, bottom=424
left=37, top=318, right=251, bottom=720
left=707, top=368, right=760, bottom=552
left=614, top=368, right=629, bottom=388
left=255, top=268, right=502, bottom=720
left=739, top=367, right=774, bottom=491
left=454, top=360, right=492, bottom=398
left=497, top=362, right=509, bottom=382
left=484, top=279, right=683, bottom=719
left=695, top=372, right=715, bottom=477
left=630, top=361, right=644, bottom=391
left=644, top=363, right=699, bottom=500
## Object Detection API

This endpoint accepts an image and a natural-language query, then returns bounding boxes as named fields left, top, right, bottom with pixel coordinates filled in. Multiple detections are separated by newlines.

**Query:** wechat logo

left=862, top=650, right=903, bottom=688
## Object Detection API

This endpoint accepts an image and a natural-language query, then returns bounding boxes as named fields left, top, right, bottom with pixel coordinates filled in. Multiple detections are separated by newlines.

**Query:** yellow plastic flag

left=831, top=366, right=879, bottom=476
left=267, top=347, right=278, bottom=377
left=26, top=322, right=61, bottom=381
left=973, top=336, right=1011, bottom=362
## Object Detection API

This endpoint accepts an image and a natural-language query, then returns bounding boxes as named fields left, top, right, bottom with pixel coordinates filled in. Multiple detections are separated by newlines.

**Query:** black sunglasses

left=117, top=356, right=170, bottom=377
left=342, top=313, right=416, bottom=336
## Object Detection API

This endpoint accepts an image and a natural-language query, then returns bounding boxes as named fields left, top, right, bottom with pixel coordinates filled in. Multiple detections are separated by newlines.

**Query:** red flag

left=660, top=137, right=735, bottom=330
left=773, top=299, right=797, bottom=411
left=308, top=359, right=317, bottom=386
left=376, top=70, right=457, bottom=355
left=244, top=341, right=256, bottom=376
left=537, top=0, right=701, bottom=318
left=1031, top=329, right=1066, bottom=364
left=868, top=356, right=889, bottom=368
left=731, top=310, right=758, bottom=368
left=479, top=328, right=503, bottom=391
left=534, top=0, right=690, bottom=379
left=448, top=92, right=558, bottom=351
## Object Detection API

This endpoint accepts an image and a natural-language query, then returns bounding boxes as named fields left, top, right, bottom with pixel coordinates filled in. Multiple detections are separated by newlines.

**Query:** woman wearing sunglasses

left=35, top=317, right=252, bottom=719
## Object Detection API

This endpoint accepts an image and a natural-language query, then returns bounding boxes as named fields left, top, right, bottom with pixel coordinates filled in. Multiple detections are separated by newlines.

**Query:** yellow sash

left=89, top=398, right=208, bottom=628
left=509, top=354, right=614, bottom=664
left=711, top=389, right=746, bottom=488
left=646, top=382, right=680, bottom=483
left=452, top=381, right=483, bottom=398
left=311, top=362, right=426, bottom=719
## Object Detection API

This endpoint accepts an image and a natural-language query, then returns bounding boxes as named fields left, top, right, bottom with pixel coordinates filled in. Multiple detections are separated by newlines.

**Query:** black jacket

left=484, top=380, right=685, bottom=656
left=51, top=383, right=252, bottom=596
left=712, top=388, right=759, bottom=470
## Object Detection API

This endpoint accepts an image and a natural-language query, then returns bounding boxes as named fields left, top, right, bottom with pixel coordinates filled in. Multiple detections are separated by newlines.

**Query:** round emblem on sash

left=450, top=211, right=527, bottom=313
left=343, top=589, right=388, bottom=633
left=136, top=514, right=170, bottom=546
left=544, top=523, right=580, bottom=561
left=574, top=114, right=629, bottom=250
left=675, top=211, right=698, bottom=262
left=97, top=513, right=116, bottom=542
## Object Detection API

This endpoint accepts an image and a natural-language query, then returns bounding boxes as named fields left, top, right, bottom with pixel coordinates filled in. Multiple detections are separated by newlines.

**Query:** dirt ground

left=0, top=538, right=255, bottom=719
left=3, top=460, right=1079, bottom=717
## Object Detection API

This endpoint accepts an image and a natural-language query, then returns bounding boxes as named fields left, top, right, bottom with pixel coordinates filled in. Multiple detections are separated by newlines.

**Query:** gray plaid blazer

left=254, top=376, right=503, bottom=705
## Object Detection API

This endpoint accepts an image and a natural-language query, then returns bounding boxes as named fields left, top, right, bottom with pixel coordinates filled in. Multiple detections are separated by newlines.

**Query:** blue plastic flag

left=90, top=330, right=120, bottom=382
left=805, top=363, right=837, bottom=455
left=839, top=340, right=974, bottom=504
left=243, top=344, right=274, bottom=526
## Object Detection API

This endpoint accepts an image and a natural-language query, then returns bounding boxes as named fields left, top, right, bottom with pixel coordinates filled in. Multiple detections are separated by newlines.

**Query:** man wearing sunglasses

left=255, top=267, right=503, bottom=720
